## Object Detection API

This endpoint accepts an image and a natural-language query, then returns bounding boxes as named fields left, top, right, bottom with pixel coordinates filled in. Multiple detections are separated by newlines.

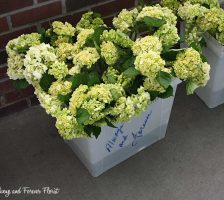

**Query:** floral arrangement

left=161, top=0, right=224, bottom=47
left=6, top=3, right=210, bottom=139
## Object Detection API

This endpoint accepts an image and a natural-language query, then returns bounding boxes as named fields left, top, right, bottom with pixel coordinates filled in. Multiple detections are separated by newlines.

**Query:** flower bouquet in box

left=6, top=2, right=210, bottom=139
left=161, top=0, right=224, bottom=107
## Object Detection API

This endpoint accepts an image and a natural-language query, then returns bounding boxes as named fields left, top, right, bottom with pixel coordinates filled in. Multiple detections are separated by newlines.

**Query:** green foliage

left=158, top=85, right=173, bottom=98
left=84, top=125, right=101, bottom=138
left=12, top=79, right=30, bottom=90
left=39, top=73, right=55, bottom=92
left=76, top=108, right=90, bottom=125
left=110, top=88, right=121, bottom=101
left=67, top=71, right=100, bottom=90
left=134, top=16, right=165, bottom=34
left=156, top=71, right=172, bottom=89
left=85, top=26, right=107, bottom=50
left=58, top=93, right=72, bottom=105
left=105, top=118, right=117, bottom=128
left=161, top=48, right=185, bottom=61
left=123, top=67, right=140, bottom=79
left=186, top=80, right=198, bottom=95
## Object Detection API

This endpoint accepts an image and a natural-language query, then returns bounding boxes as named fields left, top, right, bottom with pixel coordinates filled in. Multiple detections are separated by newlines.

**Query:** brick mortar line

left=6, top=16, right=13, bottom=31
left=0, top=0, right=118, bottom=36
left=0, top=64, right=7, bottom=69
left=61, top=0, right=67, bottom=14
left=0, top=0, right=61, bottom=18
left=0, top=77, right=9, bottom=83
left=0, top=98, right=30, bottom=109
left=0, top=8, right=135, bottom=52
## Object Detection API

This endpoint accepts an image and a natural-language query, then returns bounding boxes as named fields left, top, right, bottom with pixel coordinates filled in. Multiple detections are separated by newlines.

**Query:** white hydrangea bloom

left=24, top=43, right=57, bottom=84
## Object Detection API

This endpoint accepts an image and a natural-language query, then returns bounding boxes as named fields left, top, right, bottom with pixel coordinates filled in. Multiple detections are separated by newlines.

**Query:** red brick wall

left=0, top=0, right=136, bottom=117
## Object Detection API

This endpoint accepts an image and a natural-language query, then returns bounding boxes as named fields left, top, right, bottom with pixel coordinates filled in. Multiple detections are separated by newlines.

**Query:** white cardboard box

left=65, top=79, right=180, bottom=177
left=196, top=33, right=224, bottom=108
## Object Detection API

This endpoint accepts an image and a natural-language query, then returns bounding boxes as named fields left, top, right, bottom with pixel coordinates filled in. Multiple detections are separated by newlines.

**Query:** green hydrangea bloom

left=48, top=81, right=72, bottom=96
left=76, top=11, right=104, bottom=31
left=137, top=5, right=177, bottom=24
left=52, top=21, right=76, bottom=37
left=137, top=6, right=164, bottom=21
left=76, top=29, right=94, bottom=48
left=7, top=33, right=41, bottom=54
left=34, top=86, right=62, bottom=117
left=154, top=24, right=180, bottom=48
left=81, top=99, right=106, bottom=125
left=216, top=32, right=224, bottom=45
left=73, top=47, right=100, bottom=69
left=143, top=78, right=166, bottom=93
left=173, top=48, right=210, bottom=90
left=130, top=86, right=150, bottom=115
left=101, top=29, right=134, bottom=48
left=100, top=41, right=120, bottom=65
left=48, top=61, right=68, bottom=80
left=178, top=2, right=207, bottom=23
left=69, top=85, right=89, bottom=115
left=184, top=0, right=220, bottom=8
left=132, top=36, right=162, bottom=56
left=197, top=8, right=222, bottom=31
left=6, top=33, right=41, bottom=80
left=161, top=0, right=181, bottom=13
left=185, top=24, right=203, bottom=45
left=102, top=67, right=132, bottom=88
left=134, top=51, right=165, bottom=79
left=55, top=108, right=87, bottom=139
left=56, top=43, right=79, bottom=61
left=46, top=21, right=75, bottom=46
left=113, top=8, right=138, bottom=33
left=68, top=66, right=82, bottom=76
left=111, top=87, right=150, bottom=122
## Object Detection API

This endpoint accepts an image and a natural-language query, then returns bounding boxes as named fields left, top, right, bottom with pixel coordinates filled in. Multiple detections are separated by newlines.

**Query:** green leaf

left=190, top=42, right=202, bottom=53
left=123, top=67, right=140, bottom=79
left=201, top=54, right=207, bottom=62
left=161, top=48, right=185, bottom=61
left=149, top=91, right=160, bottom=101
left=200, top=37, right=207, bottom=48
left=70, top=73, right=88, bottom=90
left=87, top=71, right=100, bottom=86
left=143, top=16, right=166, bottom=28
left=76, top=108, right=90, bottom=125
left=58, top=93, right=71, bottom=105
left=84, top=125, right=101, bottom=138
left=110, top=88, right=121, bottom=101
left=138, top=0, right=145, bottom=7
left=156, top=71, right=172, bottom=89
left=105, top=118, right=117, bottom=128
left=16, top=46, right=29, bottom=54
left=106, top=74, right=117, bottom=84
left=39, top=73, right=55, bottom=92
left=125, top=75, right=144, bottom=95
left=12, top=79, right=30, bottom=90
left=186, top=80, right=198, bottom=95
left=86, top=26, right=107, bottom=48
left=121, top=56, right=135, bottom=71
left=158, top=86, right=173, bottom=99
